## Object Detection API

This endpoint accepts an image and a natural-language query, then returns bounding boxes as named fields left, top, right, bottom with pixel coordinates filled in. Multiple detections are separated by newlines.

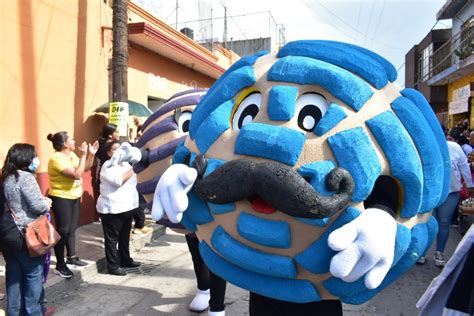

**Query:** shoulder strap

left=3, top=194, right=18, bottom=220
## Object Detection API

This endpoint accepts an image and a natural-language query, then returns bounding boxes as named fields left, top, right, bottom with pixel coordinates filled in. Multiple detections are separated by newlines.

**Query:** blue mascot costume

left=129, top=40, right=449, bottom=315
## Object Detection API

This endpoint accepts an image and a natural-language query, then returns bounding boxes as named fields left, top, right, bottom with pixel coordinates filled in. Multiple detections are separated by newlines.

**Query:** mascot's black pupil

left=182, top=120, right=190, bottom=133
left=238, top=104, right=259, bottom=128
left=298, top=104, right=322, bottom=132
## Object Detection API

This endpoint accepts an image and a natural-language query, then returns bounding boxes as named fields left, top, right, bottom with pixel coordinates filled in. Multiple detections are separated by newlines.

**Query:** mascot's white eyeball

left=177, top=110, right=192, bottom=133
left=296, top=93, right=328, bottom=132
left=232, top=91, right=262, bottom=130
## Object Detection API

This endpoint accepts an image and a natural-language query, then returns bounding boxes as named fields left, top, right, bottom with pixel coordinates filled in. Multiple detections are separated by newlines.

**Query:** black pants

left=100, top=209, right=136, bottom=270
left=133, top=194, right=146, bottom=229
left=51, top=196, right=80, bottom=266
left=185, top=234, right=227, bottom=312
left=249, top=292, right=342, bottom=316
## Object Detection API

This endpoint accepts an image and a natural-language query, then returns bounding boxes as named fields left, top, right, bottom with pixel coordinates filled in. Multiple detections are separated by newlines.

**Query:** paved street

left=46, top=225, right=466, bottom=316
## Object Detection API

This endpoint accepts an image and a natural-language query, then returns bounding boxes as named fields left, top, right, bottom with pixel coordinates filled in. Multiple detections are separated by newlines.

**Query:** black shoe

left=66, top=256, right=88, bottom=267
left=108, top=267, right=127, bottom=276
left=120, top=261, right=142, bottom=268
left=55, top=264, right=73, bottom=278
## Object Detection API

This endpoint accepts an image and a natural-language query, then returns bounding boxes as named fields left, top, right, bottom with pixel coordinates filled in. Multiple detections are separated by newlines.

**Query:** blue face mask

left=28, top=157, right=40, bottom=172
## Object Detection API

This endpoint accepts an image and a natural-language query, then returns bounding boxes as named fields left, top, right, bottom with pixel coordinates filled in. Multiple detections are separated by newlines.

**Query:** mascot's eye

left=232, top=92, right=262, bottom=130
left=177, top=110, right=192, bottom=133
left=295, top=93, right=328, bottom=132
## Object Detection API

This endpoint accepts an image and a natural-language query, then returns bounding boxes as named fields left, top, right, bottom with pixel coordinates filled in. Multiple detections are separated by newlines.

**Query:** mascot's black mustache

left=192, top=156, right=355, bottom=219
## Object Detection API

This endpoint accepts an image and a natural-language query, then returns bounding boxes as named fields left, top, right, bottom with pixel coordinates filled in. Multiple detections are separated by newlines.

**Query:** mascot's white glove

left=151, top=164, right=198, bottom=223
left=328, top=208, right=397, bottom=289
left=105, top=142, right=142, bottom=168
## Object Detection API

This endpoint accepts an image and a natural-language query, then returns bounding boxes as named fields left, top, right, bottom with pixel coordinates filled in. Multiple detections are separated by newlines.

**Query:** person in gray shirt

left=2, top=143, right=52, bottom=316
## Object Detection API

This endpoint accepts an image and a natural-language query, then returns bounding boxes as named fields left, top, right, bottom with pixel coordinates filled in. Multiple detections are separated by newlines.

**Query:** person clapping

left=96, top=141, right=142, bottom=276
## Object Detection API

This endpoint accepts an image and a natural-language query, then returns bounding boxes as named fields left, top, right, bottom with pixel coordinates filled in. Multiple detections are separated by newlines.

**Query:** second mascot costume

left=119, top=40, right=449, bottom=315
left=132, top=89, right=227, bottom=315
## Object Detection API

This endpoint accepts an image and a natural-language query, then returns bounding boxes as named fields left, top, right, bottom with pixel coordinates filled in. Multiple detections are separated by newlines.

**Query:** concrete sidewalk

left=0, top=216, right=165, bottom=314
left=0, top=218, right=470, bottom=315
left=45, top=225, right=467, bottom=315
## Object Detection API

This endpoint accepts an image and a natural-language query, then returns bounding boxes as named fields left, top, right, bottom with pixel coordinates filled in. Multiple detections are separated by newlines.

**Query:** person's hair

left=136, top=124, right=143, bottom=133
left=448, top=127, right=463, bottom=142
left=106, top=140, right=121, bottom=158
left=1, top=143, right=36, bottom=182
left=47, top=131, right=68, bottom=151
left=458, top=134, right=469, bottom=146
left=99, top=124, right=118, bottom=144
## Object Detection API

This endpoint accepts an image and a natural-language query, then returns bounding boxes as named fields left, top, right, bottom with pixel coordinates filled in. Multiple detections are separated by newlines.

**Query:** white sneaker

left=209, top=311, right=225, bottom=316
left=416, top=256, right=426, bottom=264
left=189, top=289, right=210, bottom=312
left=434, top=251, right=446, bottom=267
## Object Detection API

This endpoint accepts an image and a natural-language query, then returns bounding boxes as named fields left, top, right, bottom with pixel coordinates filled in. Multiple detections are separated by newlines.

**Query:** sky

left=138, top=0, right=452, bottom=86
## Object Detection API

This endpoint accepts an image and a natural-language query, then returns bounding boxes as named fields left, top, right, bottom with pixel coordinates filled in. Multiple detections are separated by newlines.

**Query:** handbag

left=24, top=214, right=61, bottom=257
left=0, top=204, right=24, bottom=253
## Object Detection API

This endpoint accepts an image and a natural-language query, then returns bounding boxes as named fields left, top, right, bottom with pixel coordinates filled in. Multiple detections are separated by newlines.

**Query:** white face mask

left=28, top=157, right=40, bottom=172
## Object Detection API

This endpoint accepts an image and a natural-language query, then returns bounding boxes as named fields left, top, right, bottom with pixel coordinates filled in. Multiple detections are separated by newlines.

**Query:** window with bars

left=420, top=43, right=433, bottom=82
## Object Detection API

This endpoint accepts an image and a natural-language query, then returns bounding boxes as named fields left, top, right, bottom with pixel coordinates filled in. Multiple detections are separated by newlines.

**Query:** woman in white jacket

left=432, top=139, right=474, bottom=267
left=96, top=141, right=141, bottom=275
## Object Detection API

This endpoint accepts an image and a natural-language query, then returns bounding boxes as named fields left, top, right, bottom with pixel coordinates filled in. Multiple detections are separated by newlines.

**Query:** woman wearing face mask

left=1, top=143, right=52, bottom=315
left=47, top=132, right=98, bottom=278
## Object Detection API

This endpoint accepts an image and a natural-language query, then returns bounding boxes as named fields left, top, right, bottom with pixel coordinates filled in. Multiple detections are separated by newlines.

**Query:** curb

left=0, top=222, right=166, bottom=312
left=45, top=224, right=166, bottom=300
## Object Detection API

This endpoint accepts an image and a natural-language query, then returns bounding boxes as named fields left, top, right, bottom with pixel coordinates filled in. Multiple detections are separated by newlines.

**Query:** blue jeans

left=433, top=191, right=460, bottom=253
left=4, top=249, right=45, bottom=316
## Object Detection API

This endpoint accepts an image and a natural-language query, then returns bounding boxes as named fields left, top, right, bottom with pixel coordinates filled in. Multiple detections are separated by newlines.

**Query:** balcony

left=426, top=22, right=473, bottom=86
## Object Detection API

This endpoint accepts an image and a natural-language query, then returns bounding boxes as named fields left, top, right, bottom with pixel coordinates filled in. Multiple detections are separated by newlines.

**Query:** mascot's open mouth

left=192, top=156, right=355, bottom=219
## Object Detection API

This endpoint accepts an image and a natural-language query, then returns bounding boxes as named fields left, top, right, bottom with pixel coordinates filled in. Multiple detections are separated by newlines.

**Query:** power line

left=170, top=10, right=270, bottom=26
left=354, top=0, right=363, bottom=43
left=397, top=63, right=405, bottom=72
left=303, top=2, right=363, bottom=44
left=369, top=0, right=387, bottom=49
left=306, top=0, right=403, bottom=51
left=362, top=0, right=376, bottom=46
left=165, top=7, right=177, bottom=21
left=229, top=15, right=262, bottom=52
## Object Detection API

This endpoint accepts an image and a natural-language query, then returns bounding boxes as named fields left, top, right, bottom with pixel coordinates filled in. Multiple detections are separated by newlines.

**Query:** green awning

left=94, top=100, right=153, bottom=117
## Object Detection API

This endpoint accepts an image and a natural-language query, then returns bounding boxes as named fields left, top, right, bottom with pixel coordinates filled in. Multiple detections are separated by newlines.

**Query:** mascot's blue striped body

left=134, top=89, right=206, bottom=232
left=171, top=41, right=448, bottom=304
left=134, top=89, right=206, bottom=201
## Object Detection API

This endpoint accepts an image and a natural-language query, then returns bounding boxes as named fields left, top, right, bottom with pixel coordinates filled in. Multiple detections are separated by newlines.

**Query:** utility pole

left=112, top=0, right=128, bottom=103
left=223, top=5, right=227, bottom=48
left=210, top=8, right=213, bottom=47
left=175, top=0, right=178, bottom=30
left=111, top=0, right=129, bottom=138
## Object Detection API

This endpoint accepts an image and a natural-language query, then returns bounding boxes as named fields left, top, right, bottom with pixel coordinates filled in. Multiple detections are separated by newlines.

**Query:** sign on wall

left=109, top=102, right=129, bottom=136
left=452, top=84, right=471, bottom=101
left=148, top=73, right=169, bottom=92
left=448, top=98, right=469, bottom=114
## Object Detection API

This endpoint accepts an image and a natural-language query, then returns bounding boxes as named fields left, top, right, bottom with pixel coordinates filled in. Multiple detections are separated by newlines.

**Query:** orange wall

left=0, top=0, right=111, bottom=165
left=0, top=0, right=226, bottom=225
left=128, top=44, right=215, bottom=104
left=0, top=0, right=113, bottom=226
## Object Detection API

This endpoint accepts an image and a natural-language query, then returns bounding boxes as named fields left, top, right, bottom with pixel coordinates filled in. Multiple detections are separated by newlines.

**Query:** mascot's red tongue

left=251, top=196, right=276, bottom=214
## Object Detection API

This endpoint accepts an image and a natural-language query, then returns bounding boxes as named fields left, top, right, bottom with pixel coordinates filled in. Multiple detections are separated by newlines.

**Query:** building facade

left=428, top=0, right=473, bottom=128
left=405, top=29, right=451, bottom=125
left=0, top=0, right=237, bottom=225
left=405, top=0, right=473, bottom=128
